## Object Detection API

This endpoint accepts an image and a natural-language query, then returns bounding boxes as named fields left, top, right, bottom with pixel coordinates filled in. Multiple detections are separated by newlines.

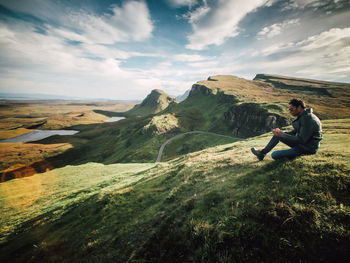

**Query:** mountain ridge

left=126, top=89, right=176, bottom=117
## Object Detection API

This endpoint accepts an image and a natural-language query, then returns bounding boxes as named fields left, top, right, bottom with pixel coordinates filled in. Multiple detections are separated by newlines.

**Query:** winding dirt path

left=156, top=131, right=236, bottom=162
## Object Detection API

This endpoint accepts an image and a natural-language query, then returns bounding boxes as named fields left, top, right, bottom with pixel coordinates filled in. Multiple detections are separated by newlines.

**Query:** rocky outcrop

left=188, top=84, right=216, bottom=97
left=207, top=76, right=218, bottom=81
left=142, top=114, right=179, bottom=135
left=218, top=92, right=239, bottom=104
left=187, top=83, right=238, bottom=104
left=224, top=103, right=289, bottom=138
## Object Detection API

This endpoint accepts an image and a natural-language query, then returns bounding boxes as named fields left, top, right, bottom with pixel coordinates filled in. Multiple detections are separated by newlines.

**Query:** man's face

left=289, top=104, right=304, bottom=116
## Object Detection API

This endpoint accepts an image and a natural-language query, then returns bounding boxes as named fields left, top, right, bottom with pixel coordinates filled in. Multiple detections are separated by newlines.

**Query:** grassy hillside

left=126, top=89, right=176, bottom=117
left=1, top=119, right=349, bottom=262
left=198, top=74, right=350, bottom=119
left=164, top=88, right=235, bottom=134
left=161, top=132, right=239, bottom=161
left=158, top=74, right=349, bottom=140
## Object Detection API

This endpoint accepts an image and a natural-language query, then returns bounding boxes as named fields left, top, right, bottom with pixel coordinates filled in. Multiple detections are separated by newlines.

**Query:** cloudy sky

left=0, top=0, right=349, bottom=100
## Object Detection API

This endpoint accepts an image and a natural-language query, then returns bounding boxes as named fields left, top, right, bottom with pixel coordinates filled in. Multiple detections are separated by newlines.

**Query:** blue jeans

left=262, top=135, right=309, bottom=160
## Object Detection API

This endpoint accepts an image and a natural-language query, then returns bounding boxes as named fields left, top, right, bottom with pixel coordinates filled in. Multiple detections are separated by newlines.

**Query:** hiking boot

left=251, top=147, right=265, bottom=161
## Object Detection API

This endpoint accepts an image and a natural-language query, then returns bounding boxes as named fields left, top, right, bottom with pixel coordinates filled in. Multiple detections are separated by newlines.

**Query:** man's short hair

left=289, top=98, right=306, bottom=109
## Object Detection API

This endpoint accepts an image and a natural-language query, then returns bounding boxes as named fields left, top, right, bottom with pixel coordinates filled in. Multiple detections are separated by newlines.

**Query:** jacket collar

left=293, top=108, right=312, bottom=122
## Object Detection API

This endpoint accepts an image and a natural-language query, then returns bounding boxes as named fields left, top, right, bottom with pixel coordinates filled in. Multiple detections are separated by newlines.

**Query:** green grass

left=1, top=119, right=349, bottom=262
left=0, top=163, right=157, bottom=242
left=165, top=92, right=233, bottom=134
left=162, top=133, right=239, bottom=161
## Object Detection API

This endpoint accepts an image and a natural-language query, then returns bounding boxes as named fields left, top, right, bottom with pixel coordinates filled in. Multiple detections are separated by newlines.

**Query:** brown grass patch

left=0, top=143, right=72, bottom=172
left=0, top=128, right=34, bottom=140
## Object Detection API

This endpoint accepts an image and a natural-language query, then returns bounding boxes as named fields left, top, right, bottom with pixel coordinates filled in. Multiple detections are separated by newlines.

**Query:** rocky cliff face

left=188, top=84, right=216, bottom=97
left=188, top=83, right=238, bottom=104
left=183, top=81, right=289, bottom=137
left=224, top=103, right=289, bottom=138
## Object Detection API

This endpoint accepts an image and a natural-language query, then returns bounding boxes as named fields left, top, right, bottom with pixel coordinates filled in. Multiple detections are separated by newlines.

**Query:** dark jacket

left=282, top=108, right=322, bottom=153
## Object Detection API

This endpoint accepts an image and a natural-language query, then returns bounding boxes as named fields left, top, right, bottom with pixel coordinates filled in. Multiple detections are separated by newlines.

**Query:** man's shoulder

left=306, top=113, right=322, bottom=127
left=300, top=111, right=320, bottom=125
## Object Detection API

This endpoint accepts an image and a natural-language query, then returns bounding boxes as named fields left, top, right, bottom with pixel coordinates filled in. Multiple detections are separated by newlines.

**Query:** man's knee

left=271, top=151, right=280, bottom=160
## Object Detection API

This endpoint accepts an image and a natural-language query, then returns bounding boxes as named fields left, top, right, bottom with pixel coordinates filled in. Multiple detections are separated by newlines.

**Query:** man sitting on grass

left=251, top=98, right=322, bottom=161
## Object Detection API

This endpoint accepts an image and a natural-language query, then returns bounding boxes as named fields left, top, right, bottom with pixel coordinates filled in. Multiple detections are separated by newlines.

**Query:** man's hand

left=272, top=128, right=284, bottom=137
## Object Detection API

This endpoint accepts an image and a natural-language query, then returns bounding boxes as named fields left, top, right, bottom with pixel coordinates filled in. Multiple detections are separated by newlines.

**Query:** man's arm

left=282, top=117, right=314, bottom=144
left=284, top=130, right=296, bottom=135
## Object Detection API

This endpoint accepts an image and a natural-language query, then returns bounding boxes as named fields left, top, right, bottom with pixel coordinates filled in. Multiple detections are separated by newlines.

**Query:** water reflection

left=104, top=117, right=125, bottom=123
left=0, top=130, right=79, bottom=143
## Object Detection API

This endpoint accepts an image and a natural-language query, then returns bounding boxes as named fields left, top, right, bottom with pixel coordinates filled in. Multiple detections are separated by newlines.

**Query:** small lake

left=104, top=117, right=125, bottom=123
left=0, top=130, right=79, bottom=143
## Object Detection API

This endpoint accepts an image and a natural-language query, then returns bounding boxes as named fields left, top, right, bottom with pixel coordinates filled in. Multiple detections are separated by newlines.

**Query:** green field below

left=1, top=119, right=349, bottom=262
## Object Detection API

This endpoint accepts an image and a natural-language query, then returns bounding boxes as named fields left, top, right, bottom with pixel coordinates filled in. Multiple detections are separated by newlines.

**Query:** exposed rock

left=142, top=114, right=179, bottom=135
left=188, top=84, right=216, bottom=97
left=224, top=103, right=289, bottom=138
left=218, top=92, right=239, bottom=104
left=207, top=76, right=218, bottom=81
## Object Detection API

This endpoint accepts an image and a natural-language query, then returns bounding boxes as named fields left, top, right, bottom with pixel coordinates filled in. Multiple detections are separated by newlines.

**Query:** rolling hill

left=0, top=118, right=349, bottom=262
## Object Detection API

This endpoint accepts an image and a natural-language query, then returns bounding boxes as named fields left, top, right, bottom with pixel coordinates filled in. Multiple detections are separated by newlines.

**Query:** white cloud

left=185, top=0, right=269, bottom=50
left=184, top=3, right=210, bottom=24
left=65, top=1, right=153, bottom=44
left=233, top=27, right=350, bottom=82
left=1, top=0, right=154, bottom=44
left=298, top=27, right=350, bottom=50
left=167, top=0, right=198, bottom=8
left=0, top=20, right=209, bottom=99
left=264, top=0, right=279, bottom=7
left=0, top=21, right=161, bottom=99
left=173, top=53, right=212, bottom=62
left=257, top=19, right=300, bottom=39
left=282, top=0, right=347, bottom=10
left=282, top=0, right=322, bottom=10
left=1, top=0, right=349, bottom=99
left=188, top=60, right=218, bottom=68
